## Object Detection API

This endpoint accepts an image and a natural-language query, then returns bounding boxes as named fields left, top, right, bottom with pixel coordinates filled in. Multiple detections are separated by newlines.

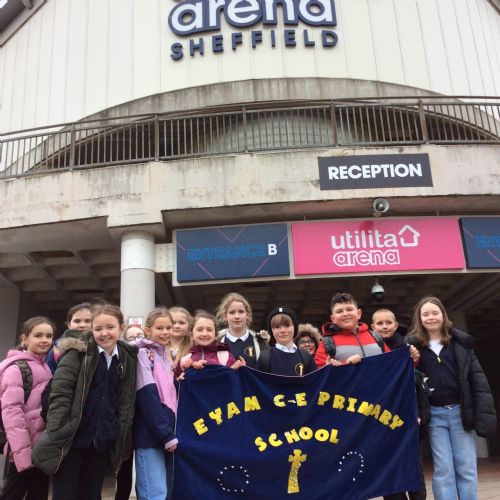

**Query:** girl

left=179, top=310, right=244, bottom=374
left=407, top=296, right=496, bottom=500
left=168, top=306, right=193, bottom=366
left=0, top=317, right=54, bottom=500
left=32, top=303, right=137, bottom=500
left=258, top=307, right=316, bottom=376
left=133, top=308, right=178, bottom=500
left=216, top=293, right=269, bottom=368
left=46, top=302, right=92, bottom=373
left=295, top=323, right=322, bottom=357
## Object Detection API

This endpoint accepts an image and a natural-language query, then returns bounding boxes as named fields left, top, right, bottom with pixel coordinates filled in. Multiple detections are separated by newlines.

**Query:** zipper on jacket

left=352, top=332, right=367, bottom=358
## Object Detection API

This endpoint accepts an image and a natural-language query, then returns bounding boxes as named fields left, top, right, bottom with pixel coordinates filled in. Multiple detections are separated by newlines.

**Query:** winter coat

left=407, top=328, right=496, bottom=437
left=0, top=350, right=52, bottom=472
left=32, top=331, right=138, bottom=476
left=315, top=322, right=389, bottom=366
left=133, top=338, right=178, bottom=450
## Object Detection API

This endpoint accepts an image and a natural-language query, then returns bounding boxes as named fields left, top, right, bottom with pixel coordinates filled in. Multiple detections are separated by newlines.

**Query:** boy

left=314, top=292, right=390, bottom=367
left=257, top=307, right=316, bottom=376
left=371, top=308, right=405, bottom=350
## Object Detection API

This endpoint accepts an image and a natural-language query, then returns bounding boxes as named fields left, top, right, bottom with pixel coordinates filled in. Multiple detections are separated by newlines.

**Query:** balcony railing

left=1, top=96, right=499, bottom=179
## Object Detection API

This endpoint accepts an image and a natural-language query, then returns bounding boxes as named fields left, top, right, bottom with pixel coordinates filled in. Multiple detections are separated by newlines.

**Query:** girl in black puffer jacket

left=407, top=296, right=496, bottom=500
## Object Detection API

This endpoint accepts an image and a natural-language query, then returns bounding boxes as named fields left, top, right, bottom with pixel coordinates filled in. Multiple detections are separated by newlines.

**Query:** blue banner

left=175, top=223, right=290, bottom=282
left=173, top=349, right=420, bottom=500
left=460, top=217, right=500, bottom=268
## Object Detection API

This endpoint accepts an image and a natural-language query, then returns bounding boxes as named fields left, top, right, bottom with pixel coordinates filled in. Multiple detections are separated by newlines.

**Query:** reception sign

left=460, top=217, right=500, bottom=269
left=292, top=218, right=464, bottom=275
left=173, top=349, right=420, bottom=500
left=175, top=223, right=290, bottom=282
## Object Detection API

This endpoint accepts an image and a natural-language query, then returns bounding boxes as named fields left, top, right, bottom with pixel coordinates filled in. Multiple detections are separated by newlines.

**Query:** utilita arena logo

left=331, top=225, right=421, bottom=267
left=168, top=0, right=338, bottom=60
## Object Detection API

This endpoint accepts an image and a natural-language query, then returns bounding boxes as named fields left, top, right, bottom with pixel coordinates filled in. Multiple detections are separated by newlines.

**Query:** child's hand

left=176, top=372, right=185, bottom=382
left=192, top=359, right=207, bottom=370
left=181, top=358, right=193, bottom=370
left=345, top=354, right=362, bottom=365
left=409, top=345, right=420, bottom=364
left=165, top=443, right=177, bottom=452
left=231, top=357, right=246, bottom=370
left=328, top=358, right=342, bottom=367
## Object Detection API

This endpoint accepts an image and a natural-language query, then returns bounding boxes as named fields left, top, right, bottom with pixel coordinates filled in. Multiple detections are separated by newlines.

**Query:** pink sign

left=292, top=218, right=465, bottom=275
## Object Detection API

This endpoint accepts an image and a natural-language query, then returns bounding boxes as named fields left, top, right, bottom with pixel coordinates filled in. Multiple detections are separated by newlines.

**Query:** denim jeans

left=135, top=447, right=168, bottom=500
left=428, top=404, right=477, bottom=500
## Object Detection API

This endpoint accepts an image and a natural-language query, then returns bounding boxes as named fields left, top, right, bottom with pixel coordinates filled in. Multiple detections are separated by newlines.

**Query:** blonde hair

left=270, top=314, right=293, bottom=329
left=145, top=307, right=173, bottom=328
left=372, top=308, right=397, bottom=323
left=409, top=296, right=452, bottom=346
left=169, top=306, right=193, bottom=364
left=215, top=293, right=252, bottom=327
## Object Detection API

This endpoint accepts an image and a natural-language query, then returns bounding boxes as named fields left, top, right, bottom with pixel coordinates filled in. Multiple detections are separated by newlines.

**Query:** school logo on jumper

left=168, top=0, right=338, bottom=60
left=245, top=346, right=256, bottom=357
left=292, top=218, right=465, bottom=275
left=172, top=349, right=420, bottom=499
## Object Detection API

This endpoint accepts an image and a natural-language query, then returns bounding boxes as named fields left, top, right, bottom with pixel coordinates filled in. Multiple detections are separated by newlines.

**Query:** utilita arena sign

left=168, top=0, right=338, bottom=60
left=292, top=218, right=465, bottom=275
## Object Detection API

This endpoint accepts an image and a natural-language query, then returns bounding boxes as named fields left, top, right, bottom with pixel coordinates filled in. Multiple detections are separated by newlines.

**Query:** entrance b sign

left=292, top=218, right=465, bottom=275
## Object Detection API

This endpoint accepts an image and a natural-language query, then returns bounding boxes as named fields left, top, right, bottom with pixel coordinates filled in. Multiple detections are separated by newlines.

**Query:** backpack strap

left=217, top=350, right=230, bottom=366
left=145, top=348, right=155, bottom=371
left=322, top=336, right=336, bottom=359
left=14, top=360, right=33, bottom=404
left=368, top=330, right=387, bottom=353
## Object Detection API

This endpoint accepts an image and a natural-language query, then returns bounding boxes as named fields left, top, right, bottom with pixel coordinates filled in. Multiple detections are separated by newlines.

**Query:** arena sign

left=292, top=217, right=465, bottom=275
left=318, top=153, right=433, bottom=190
left=168, top=0, right=338, bottom=60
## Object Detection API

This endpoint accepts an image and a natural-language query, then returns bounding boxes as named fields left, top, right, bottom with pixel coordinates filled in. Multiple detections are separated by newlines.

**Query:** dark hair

left=409, top=296, right=452, bottom=346
left=295, top=323, right=321, bottom=349
left=18, top=316, right=55, bottom=350
left=65, top=302, right=92, bottom=327
left=331, top=293, right=358, bottom=310
left=90, top=303, right=124, bottom=325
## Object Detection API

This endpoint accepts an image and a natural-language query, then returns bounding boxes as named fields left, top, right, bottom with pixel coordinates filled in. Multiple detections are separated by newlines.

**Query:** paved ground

left=101, top=458, right=500, bottom=499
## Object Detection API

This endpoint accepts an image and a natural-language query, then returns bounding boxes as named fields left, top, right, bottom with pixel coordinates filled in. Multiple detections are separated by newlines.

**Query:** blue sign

left=460, top=217, right=500, bottom=268
left=175, top=223, right=290, bottom=282
left=173, top=349, right=420, bottom=499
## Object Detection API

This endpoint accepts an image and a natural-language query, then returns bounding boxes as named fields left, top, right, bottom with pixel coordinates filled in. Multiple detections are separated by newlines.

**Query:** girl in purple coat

left=0, top=316, right=54, bottom=500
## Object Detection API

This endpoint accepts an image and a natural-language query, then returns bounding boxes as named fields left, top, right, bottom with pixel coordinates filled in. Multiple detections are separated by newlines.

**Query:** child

left=123, top=324, right=145, bottom=343
left=257, top=307, right=316, bottom=376
left=168, top=306, right=193, bottom=366
left=216, top=293, right=269, bottom=368
left=46, top=302, right=92, bottom=373
left=315, top=292, right=390, bottom=367
left=0, top=317, right=54, bottom=500
left=295, top=323, right=322, bottom=357
left=407, top=296, right=496, bottom=500
left=371, top=308, right=427, bottom=500
left=179, top=310, right=244, bottom=374
left=133, top=308, right=178, bottom=500
left=32, top=303, right=137, bottom=500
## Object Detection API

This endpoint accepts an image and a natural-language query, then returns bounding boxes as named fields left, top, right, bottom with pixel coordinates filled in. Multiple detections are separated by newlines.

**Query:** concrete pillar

left=0, top=287, right=20, bottom=359
left=448, top=309, right=489, bottom=458
left=120, top=232, right=156, bottom=327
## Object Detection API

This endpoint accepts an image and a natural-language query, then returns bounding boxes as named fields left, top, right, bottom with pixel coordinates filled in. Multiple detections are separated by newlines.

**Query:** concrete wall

left=0, top=144, right=499, bottom=234
left=1, top=0, right=499, bottom=131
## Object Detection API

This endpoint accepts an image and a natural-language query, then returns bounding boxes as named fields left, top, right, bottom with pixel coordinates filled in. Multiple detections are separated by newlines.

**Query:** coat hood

left=132, top=337, right=166, bottom=355
left=0, top=350, right=46, bottom=378
left=321, top=321, right=369, bottom=337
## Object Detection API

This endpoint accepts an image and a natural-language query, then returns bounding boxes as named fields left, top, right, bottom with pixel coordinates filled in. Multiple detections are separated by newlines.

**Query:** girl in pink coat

left=0, top=316, right=54, bottom=500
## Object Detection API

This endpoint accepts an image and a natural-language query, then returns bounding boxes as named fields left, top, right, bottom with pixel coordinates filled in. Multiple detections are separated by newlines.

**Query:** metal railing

left=1, top=96, right=499, bottom=179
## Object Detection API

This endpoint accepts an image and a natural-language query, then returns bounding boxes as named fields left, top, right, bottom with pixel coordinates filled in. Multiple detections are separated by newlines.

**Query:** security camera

left=372, top=198, right=390, bottom=217
left=371, top=281, right=385, bottom=302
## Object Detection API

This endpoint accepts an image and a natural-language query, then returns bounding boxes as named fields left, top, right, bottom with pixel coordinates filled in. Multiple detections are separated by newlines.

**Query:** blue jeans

left=428, top=404, right=477, bottom=500
left=135, top=448, right=168, bottom=500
